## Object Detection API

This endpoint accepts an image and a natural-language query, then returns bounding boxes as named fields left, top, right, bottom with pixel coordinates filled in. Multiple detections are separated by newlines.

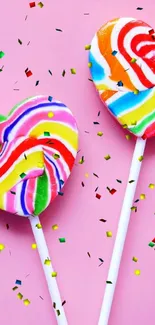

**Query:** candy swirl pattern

left=89, top=17, right=155, bottom=138
left=0, top=96, right=78, bottom=216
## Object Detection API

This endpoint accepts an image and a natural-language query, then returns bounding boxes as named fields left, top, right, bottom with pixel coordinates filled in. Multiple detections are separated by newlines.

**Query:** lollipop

left=89, top=17, right=155, bottom=325
left=0, top=95, right=78, bottom=324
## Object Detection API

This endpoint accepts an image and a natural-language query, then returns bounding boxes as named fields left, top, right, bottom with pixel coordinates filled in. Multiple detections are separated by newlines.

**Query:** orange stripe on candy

left=100, top=90, right=117, bottom=102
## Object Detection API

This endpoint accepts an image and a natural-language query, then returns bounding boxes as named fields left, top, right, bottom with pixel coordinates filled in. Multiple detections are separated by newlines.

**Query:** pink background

left=0, top=0, right=155, bottom=324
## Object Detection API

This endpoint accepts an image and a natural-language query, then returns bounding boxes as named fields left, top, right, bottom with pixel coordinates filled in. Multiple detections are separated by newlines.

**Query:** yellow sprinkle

left=134, top=89, right=139, bottom=95
left=23, top=299, right=30, bottom=306
left=88, top=62, right=92, bottom=68
left=122, top=124, right=128, bottom=128
left=132, top=256, right=138, bottom=262
left=131, top=206, right=137, bottom=211
left=51, top=272, right=57, bottom=277
left=138, top=156, right=143, bottom=162
left=48, top=112, right=54, bottom=118
left=31, top=243, right=37, bottom=249
left=85, top=44, right=91, bottom=50
left=53, top=153, right=60, bottom=159
left=0, top=244, right=5, bottom=251
left=44, top=258, right=51, bottom=266
left=131, top=121, right=137, bottom=125
left=52, top=224, right=58, bottom=230
left=125, top=134, right=131, bottom=140
left=149, top=183, right=155, bottom=189
left=97, top=132, right=103, bottom=136
left=70, top=68, right=76, bottom=74
left=38, top=2, right=44, bottom=8
left=36, top=223, right=42, bottom=229
left=37, top=162, right=44, bottom=168
left=106, top=231, right=112, bottom=237
left=134, top=269, right=140, bottom=276
left=17, top=293, right=23, bottom=300
left=131, top=58, right=137, bottom=63
left=85, top=173, right=89, bottom=178
left=104, top=155, right=111, bottom=160
left=140, top=194, right=145, bottom=200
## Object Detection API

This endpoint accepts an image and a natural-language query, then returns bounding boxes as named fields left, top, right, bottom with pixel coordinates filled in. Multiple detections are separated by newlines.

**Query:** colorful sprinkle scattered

left=15, top=280, right=22, bottom=285
left=52, top=224, right=58, bottom=230
left=35, top=223, right=42, bottom=229
left=59, top=238, right=66, bottom=243
left=51, top=272, right=57, bottom=277
left=97, top=132, right=103, bottom=136
left=104, top=154, right=111, bottom=160
left=0, top=244, right=5, bottom=251
left=96, top=193, right=101, bottom=199
left=44, top=259, right=51, bottom=266
left=56, top=28, right=62, bottom=32
left=23, top=299, right=31, bottom=306
left=0, top=51, right=5, bottom=59
left=138, top=156, right=143, bottom=162
left=140, top=194, right=145, bottom=200
left=106, top=231, right=112, bottom=237
left=134, top=269, right=140, bottom=276
left=85, top=45, right=91, bottom=50
left=132, top=257, right=138, bottom=262
left=70, top=68, right=76, bottom=74
left=38, top=1, right=44, bottom=7
left=149, top=183, right=155, bottom=189
left=31, top=243, right=37, bottom=249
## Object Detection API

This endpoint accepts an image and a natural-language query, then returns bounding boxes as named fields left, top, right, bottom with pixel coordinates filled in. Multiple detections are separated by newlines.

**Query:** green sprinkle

left=59, top=238, right=66, bottom=243
left=0, top=51, right=5, bottom=59
left=53, top=153, right=60, bottom=159
left=148, top=242, right=155, bottom=247
left=44, top=131, right=50, bottom=136
left=20, top=173, right=26, bottom=179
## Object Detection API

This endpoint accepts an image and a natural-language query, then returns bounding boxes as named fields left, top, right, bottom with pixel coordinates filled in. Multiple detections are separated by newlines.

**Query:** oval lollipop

left=89, top=17, right=155, bottom=138
left=88, top=17, right=155, bottom=325
left=0, top=95, right=78, bottom=325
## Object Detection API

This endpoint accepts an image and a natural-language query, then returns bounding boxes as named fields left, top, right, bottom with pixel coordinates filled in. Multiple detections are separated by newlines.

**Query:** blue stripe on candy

left=44, top=154, right=61, bottom=192
left=20, top=180, right=30, bottom=215
left=89, top=51, right=105, bottom=81
left=108, top=88, right=153, bottom=116
left=4, top=102, right=66, bottom=142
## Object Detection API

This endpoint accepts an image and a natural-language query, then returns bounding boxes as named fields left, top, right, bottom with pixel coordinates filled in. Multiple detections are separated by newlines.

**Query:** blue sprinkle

left=48, top=96, right=53, bottom=102
left=15, top=280, right=22, bottom=285
left=111, top=50, right=117, bottom=56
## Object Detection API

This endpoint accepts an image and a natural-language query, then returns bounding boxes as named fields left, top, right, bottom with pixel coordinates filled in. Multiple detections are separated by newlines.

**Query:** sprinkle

left=70, top=68, right=76, bottom=74
left=109, top=188, right=116, bottom=195
left=18, top=39, right=22, bottom=45
left=85, top=173, right=89, bottom=178
left=95, top=187, right=98, bottom=192
left=17, top=293, right=23, bottom=300
left=29, top=2, right=35, bottom=7
left=111, top=50, right=117, bottom=56
left=60, top=180, right=64, bottom=186
left=99, top=258, right=104, bottom=263
left=35, top=80, right=39, bottom=86
left=88, top=62, right=92, bottom=68
left=58, top=191, right=64, bottom=196
left=53, top=302, right=56, bottom=309
left=99, top=219, right=107, bottom=222
left=62, top=70, right=66, bottom=77
left=134, top=199, right=139, bottom=203
left=134, top=269, right=140, bottom=276
left=93, top=173, right=99, bottom=178
left=131, top=206, right=137, bottom=212
left=126, top=134, right=131, bottom=140
left=97, top=132, right=103, bottom=136
left=48, top=69, right=52, bottom=75
left=116, top=179, right=122, bottom=183
left=140, top=194, right=145, bottom=200
left=96, top=193, right=101, bottom=199
left=106, top=231, right=112, bottom=237
left=0, top=243, right=5, bottom=252
left=81, top=182, right=85, bottom=187
left=149, top=29, right=154, bottom=35
left=24, top=154, right=27, bottom=160
left=6, top=224, right=9, bottom=229
left=106, top=281, right=112, bottom=284
left=88, top=78, right=93, bottom=82
left=53, top=153, right=60, bottom=160
left=85, top=45, right=91, bottom=50
left=20, top=173, right=26, bottom=179
left=134, top=89, right=139, bottom=95
left=48, top=96, right=53, bottom=102
left=62, top=300, right=66, bottom=306
left=10, top=191, right=16, bottom=195
left=148, top=242, right=155, bottom=247
left=138, top=156, right=143, bottom=162
left=152, top=238, right=155, bottom=243
left=0, top=51, right=5, bottom=58
left=136, top=7, right=143, bottom=10
left=44, top=131, right=50, bottom=136
left=31, top=243, right=37, bottom=249
left=149, top=183, right=155, bottom=189
left=79, top=156, right=84, bottom=164
left=117, top=80, right=123, bottom=87
left=129, top=180, right=135, bottom=183
left=25, top=69, right=32, bottom=77
left=15, top=280, right=22, bottom=285
left=57, top=310, right=60, bottom=316
left=44, top=259, right=51, bottom=266
left=12, top=286, right=18, bottom=291
left=52, top=224, right=58, bottom=230
left=87, top=252, right=91, bottom=258
left=59, top=238, right=66, bottom=243
left=93, top=121, right=99, bottom=125
left=35, top=223, right=42, bottom=229
left=131, top=58, right=137, bottom=63
left=39, top=296, right=44, bottom=300
left=104, top=154, right=111, bottom=160
left=51, top=272, right=57, bottom=277
left=132, top=257, right=138, bottom=262
left=23, top=299, right=30, bottom=306
left=38, top=1, right=44, bottom=7
left=56, top=28, right=62, bottom=32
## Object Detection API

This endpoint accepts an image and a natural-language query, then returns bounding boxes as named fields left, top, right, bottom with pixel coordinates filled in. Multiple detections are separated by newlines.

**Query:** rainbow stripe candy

left=89, top=17, right=155, bottom=138
left=0, top=96, right=78, bottom=216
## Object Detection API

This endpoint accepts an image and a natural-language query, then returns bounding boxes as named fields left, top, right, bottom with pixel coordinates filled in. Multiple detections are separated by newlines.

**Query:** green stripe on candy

left=0, top=115, right=7, bottom=122
left=34, top=171, right=49, bottom=215
left=8, top=96, right=37, bottom=116
left=128, top=110, right=155, bottom=135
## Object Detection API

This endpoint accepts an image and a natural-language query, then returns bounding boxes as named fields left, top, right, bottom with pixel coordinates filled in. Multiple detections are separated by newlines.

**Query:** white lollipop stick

left=29, top=215, right=68, bottom=325
left=98, top=137, right=146, bottom=325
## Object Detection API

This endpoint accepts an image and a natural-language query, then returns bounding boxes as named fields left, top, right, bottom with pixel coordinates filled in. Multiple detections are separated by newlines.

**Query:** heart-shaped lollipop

left=89, top=17, right=155, bottom=139
left=0, top=95, right=78, bottom=325
left=0, top=95, right=78, bottom=216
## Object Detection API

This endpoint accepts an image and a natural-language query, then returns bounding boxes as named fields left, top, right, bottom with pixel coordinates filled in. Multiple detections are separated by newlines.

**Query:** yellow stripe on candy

left=0, top=151, right=44, bottom=195
left=96, top=84, right=110, bottom=91
left=0, top=193, right=5, bottom=210
left=118, top=93, right=155, bottom=126
left=29, top=122, right=78, bottom=151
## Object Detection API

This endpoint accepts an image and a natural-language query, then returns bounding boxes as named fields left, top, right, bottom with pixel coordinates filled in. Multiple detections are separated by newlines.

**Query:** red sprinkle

left=96, top=193, right=101, bottom=199
left=29, top=2, right=36, bottom=7
left=110, top=188, right=117, bottom=195
left=152, top=238, right=155, bottom=243
left=25, top=70, right=33, bottom=77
